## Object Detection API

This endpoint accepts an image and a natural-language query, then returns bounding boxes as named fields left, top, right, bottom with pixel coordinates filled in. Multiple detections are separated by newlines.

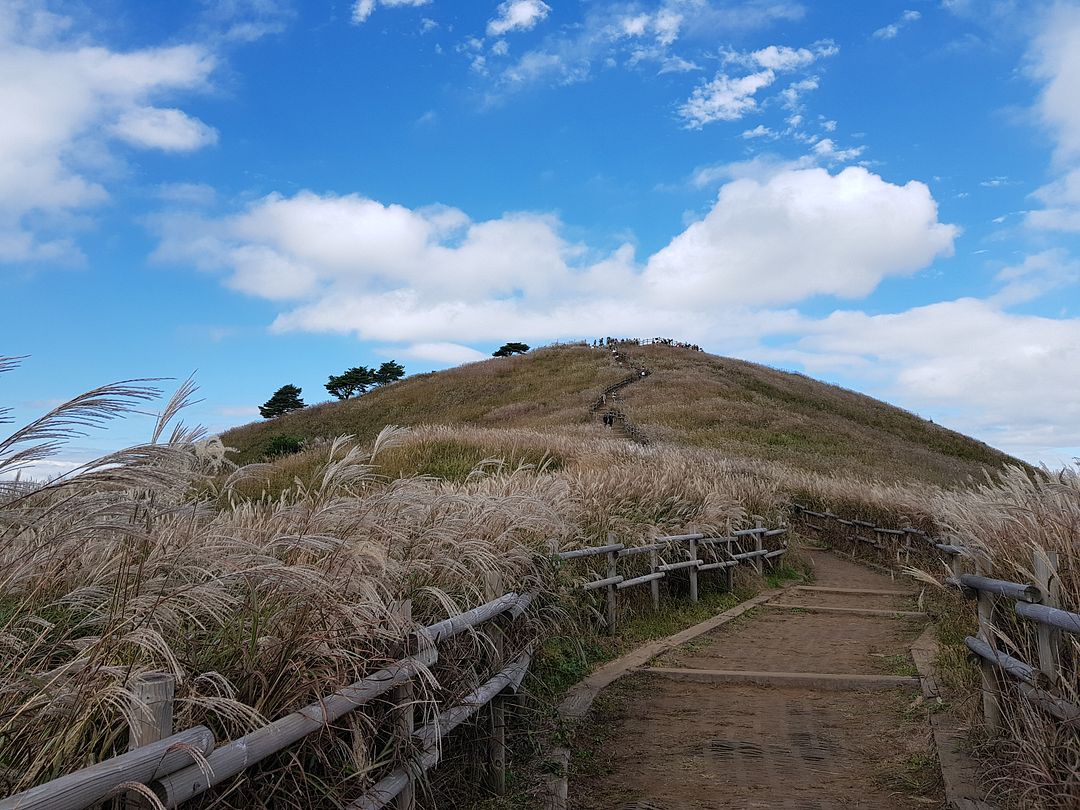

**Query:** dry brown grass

left=222, top=344, right=1018, bottom=486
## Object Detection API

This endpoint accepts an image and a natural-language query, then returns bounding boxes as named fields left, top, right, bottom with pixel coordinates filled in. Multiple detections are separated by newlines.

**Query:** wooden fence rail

left=556, top=526, right=788, bottom=633
left=2, top=591, right=534, bottom=810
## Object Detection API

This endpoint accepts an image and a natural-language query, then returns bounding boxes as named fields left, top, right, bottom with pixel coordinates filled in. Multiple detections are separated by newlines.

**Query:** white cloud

left=489, top=1, right=804, bottom=96
left=790, top=297, right=1080, bottom=461
left=742, top=124, right=775, bottom=139
left=680, top=39, right=835, bottom=128
left=645, top=166, right=957, bottom=307
left=873, top=9, right=921, bottom=40
left=989, top=248, right=1080, bottom=305
left=487, top=0, right=551, bottom=37
left=1026, top=6, right=1080, bottom=233
left=780, top=75, right=819, bottom=110
left=154, top=166, right=956, bottom=345
left=351, top=0, right=431, bottom=25
left=678, top=69, right=775, bottom=127
left=811, top=137, right=865, bottom=163
left=395, top=342, right=490, bottom=364
left=0, top=4, right=216, bottom=263
left=110, top=107, right=218, bottom=151
left=745, top=44, right=815, bottom=70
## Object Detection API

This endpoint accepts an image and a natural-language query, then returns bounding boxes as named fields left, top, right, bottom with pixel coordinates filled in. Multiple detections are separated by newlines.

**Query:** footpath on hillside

left=568, top=550, right=943, bottom=810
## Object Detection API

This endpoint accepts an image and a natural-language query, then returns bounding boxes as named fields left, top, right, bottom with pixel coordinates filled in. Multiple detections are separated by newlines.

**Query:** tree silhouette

left=493, top=342, right=530, bottom=357
left=373, top=360, right=405, bottom=385
left=259, top=384, right=305, bottom=418
left=325, top=367, right=377, bottom=400
left=325, top=361, right=406, bottom=400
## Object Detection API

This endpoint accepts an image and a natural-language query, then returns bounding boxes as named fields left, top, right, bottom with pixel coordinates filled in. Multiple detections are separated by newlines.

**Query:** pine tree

left=373, top=360, right=405, bottom=385
left=492, top=342, right=530, bottom=357
left=259, top=384, right=305, bottom=418
left=325, top=368, right=376, bottom=400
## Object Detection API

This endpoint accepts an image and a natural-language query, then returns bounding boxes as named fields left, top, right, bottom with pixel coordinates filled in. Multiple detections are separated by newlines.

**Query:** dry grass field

left=1, top=345, right=1073, bottom=808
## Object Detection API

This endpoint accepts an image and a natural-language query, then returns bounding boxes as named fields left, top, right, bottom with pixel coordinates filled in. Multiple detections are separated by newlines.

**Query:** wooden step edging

left=795, top=585, right=917, bottom=597
left=641, top=667, right=921, bottom=692
left=910, top=626, right=997, bottom=810
left=766, top=603, right=927, bottom=618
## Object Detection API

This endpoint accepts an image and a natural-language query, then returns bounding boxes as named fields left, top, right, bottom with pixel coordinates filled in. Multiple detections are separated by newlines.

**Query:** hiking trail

left=569, top=550, right=941, bottom=810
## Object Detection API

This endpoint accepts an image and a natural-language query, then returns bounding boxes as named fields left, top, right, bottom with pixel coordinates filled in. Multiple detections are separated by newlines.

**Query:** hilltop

left=220, top=342, right=1018, bottom=485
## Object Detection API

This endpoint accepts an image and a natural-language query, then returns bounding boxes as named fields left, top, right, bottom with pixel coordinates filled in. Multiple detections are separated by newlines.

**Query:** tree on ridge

left=259, top=384, right=305, bottom=418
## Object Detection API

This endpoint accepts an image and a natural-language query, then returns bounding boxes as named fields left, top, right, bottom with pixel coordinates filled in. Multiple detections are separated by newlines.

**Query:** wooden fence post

left=392, top=600, right=416, bottom=810
left=1034, top=551, right=1061, bottom=685
left=649, top=547, right=661, bottom=611
left=605, top=533, right=618, bottom=634
left=974, top=555, right=1003, bottom=734
left=129, top=672, right=175, bottom=751
left=486, top=621, right=508, bottom=795
left=753, top=519, right=764, bottom=577
left=688, top=538, right=699, bottom=603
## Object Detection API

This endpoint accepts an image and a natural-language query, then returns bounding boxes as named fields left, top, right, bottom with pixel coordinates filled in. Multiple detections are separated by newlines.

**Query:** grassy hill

left=221, top=342, right=1018, bottom=486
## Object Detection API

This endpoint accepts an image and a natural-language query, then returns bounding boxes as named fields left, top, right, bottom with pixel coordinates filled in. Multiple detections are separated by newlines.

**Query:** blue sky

left=4, top=0, right=1080, bottom=475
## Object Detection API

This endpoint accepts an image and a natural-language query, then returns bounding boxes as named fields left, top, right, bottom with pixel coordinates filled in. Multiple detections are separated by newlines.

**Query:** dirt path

left=568, top=551, right=943, bottom=810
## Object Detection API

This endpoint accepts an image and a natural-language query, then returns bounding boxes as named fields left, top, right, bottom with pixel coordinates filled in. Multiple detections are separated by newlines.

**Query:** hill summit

left=221, top=341, right=1017, bottom=485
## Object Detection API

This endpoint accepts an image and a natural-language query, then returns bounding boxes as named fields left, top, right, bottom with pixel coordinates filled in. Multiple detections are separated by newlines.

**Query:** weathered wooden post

left=649, top=547, right=661, bottom=610
left=486, top=621, right=508, bottom=795
left=1034, top=551, right=1061, bottom=685
left=392, top=600, right=416, bottom=810
left=129, top=672, right=175, bottom=751
left=724, top=537, right=735, bottom=592
left=974, top=554, right=1003, bottom=734
left=753, top=519, right=764, bottom=576
left=688, top=538, right=699, bottom=603
left=605, top=532, right=619, bottom=634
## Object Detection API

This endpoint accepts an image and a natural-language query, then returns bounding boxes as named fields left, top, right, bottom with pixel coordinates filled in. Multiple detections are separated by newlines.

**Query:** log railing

left=556, top=524, right=788, bottom=632
left=1, top=591, right=534, bottom=810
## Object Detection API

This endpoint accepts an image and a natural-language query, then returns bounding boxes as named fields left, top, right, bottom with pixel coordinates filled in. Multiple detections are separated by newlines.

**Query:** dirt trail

left=569, top=551, right=942, bottom=810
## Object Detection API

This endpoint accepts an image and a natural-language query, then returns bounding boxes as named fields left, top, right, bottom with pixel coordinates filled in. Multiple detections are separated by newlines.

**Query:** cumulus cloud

left=645, top=167, right=957, bottom=306
left=153, top=166, right=956, bottom=348
left=487, top=0, right=551, bottom=37
left=873, top=9, right=921, bottom=40
left=0, top=4, right=217, bottom=263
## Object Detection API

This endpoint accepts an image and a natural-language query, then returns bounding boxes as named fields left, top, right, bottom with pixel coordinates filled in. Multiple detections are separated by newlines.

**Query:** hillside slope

left=221, top=343, right=1018, bottom=485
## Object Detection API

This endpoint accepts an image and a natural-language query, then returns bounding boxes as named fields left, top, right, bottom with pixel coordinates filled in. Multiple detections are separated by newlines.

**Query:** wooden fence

left=0, top=522, right=787, bottom=810
left=556, top=524, right=789, bottom=632
left=793, top=504, right=1080, bottom=733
